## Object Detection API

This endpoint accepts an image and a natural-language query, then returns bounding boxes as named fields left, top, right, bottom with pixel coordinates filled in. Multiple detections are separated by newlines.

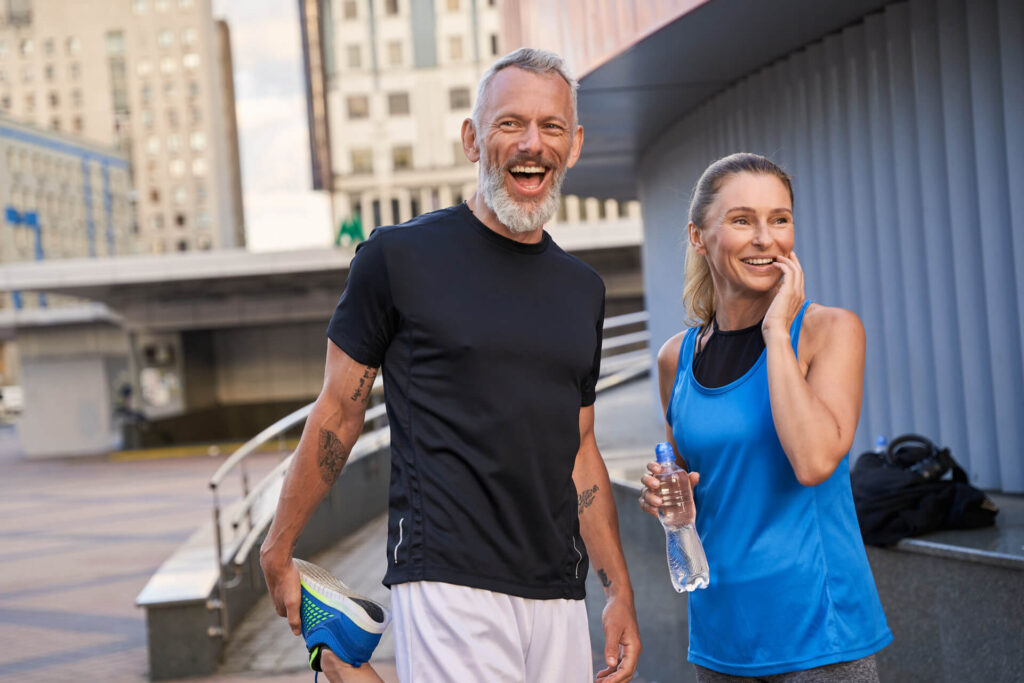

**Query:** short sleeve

left=326, top=232, right=397, bottom=368
left=580, top=292, right=605, bottom=406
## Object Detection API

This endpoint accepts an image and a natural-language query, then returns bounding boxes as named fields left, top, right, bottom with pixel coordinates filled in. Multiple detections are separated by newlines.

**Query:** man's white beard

left=479, top=156, right=566, bottom=234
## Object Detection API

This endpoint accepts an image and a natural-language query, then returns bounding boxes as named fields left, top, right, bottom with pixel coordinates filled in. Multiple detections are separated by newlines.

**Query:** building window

left=142, top=109, right=154, bottom=128
left=351, top=148, right=373, bottom=174
left=177, top=239, right=189, bottom=251
left=188, top=81, right=200, bottom=98
left=385, top=0, right=399, bottom=15
left=178, top=0, right=194, bottom=8
left=141, top=84, right=152, bottom=104
left=160, top=57, right=176, bottom=74
left=191, top=106, right=201, bottom=124
left=392, top=145, right=413, bottom=171
left=448, top=36, right=463, bottom=61
left=24, top=93, right=35, bottom=112
left=190, top=131, right=205, bottom=151
left=183, top=53, right=200, bottom=70
left=21, top=66, right=32, bottom=84
left=343, top=1, right=357, bottom=19
left=449, top=87, right=470, bottom=110
left=155, top=0, right=170, bottom=11
left=167, top=133, right=181, bottom=153
left=20, top=39, right=33, bottom=57
left=387, top=41, right=402, bottom=66
left=182, top=28, right=197, bottom=45
left=132, top=0, right=148, bottom=13
left=347, top=95, right=369, bottom=119
left=69, top=62, right=81, bottom=80
left=48, top=91, right=59, bottom=107
left=72, top=89, right=83, bottom=107
left=151, top=214, right=164, bottom=229
left=66, top=36, right=81, bottom=55
left=191, top=158, right=206, bottom=176
left=44, top=64, right=55, bottom=81
left=446, top=0, right=459, bottom=10
left=388, top=92, right=409, bottom=116
left=44, top=38, right=55, bottom=56
left=175, top=213, right=186, bottom=227
left=0, top=95, right=9, bottom=110
left=490, top=33, right=499, bottom=56
left=150, top=188, right=160, bottom=203
left=164, top=81, right=175, bottom=98
left=173, top=186, right=187, bottom=205
left=137, top=60, right=152, bottom=77
left=50, top=117, right=61, bottom=131
left=158, top=30, right=174, bottom=47
left=346, top=45, right=361, bottom=68
left=146, top=136, right=161, bottom=156
left=169, top=159, right=185, bottom=178
left=0, top=41, right=7, bottom=58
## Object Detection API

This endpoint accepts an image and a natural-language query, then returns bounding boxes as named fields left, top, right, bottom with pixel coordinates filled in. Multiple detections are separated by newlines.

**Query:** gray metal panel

left=965, top=0, right=1024, bottom=490
left=907, top=0, right=970, bottom=463
left=935, top=0, right=1000, bottom=485
left=410, top=0, right=437, bottom=69
left=639, top=0, right=1023, bottom=491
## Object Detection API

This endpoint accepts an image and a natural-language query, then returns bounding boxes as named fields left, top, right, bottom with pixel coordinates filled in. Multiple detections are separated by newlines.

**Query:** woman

left=640, top=153, right=891, bottom=681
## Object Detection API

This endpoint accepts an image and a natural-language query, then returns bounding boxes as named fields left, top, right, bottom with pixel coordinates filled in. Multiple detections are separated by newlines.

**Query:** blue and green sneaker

left=295, top=558, right=391, bottom=672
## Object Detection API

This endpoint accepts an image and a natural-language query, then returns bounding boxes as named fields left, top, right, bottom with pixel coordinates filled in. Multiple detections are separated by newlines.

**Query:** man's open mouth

left=508, top=164, right=550, bottom=192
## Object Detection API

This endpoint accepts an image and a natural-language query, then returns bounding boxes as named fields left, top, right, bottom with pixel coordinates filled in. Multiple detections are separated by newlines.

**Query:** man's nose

left=517, top=121, right=543, bottom=155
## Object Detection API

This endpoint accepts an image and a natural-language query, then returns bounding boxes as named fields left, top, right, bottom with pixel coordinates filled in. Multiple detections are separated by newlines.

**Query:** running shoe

left=295, top=558, right=391, bottom=672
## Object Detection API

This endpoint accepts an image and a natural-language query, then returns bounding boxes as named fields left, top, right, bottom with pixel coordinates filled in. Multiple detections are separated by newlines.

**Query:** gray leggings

left=694, top=655, right=879, bottom=683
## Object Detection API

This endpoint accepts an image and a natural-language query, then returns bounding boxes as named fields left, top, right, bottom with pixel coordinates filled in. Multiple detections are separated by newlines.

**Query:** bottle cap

left=655, top=442, right=675, bottom=465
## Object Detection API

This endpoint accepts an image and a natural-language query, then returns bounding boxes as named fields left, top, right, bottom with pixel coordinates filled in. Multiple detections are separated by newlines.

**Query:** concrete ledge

left=137, top=445, right=390, bottom=680
left=592, top=479, right=1024, bottom=682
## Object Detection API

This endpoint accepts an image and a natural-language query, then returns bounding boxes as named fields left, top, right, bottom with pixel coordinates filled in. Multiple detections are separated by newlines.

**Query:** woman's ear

left=688, top=222, right=705, bottom=255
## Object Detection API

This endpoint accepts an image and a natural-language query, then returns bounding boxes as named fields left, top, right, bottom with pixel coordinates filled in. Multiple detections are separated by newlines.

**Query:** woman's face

left=690, top=171, right=794, bottom=300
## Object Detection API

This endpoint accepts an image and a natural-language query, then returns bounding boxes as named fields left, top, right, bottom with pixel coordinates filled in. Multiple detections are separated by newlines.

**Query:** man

left=260, top=48, right=640, bottom=683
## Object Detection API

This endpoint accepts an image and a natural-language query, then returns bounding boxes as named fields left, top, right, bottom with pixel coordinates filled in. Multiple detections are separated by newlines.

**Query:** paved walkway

left=0, top=378, right=661, bottom=682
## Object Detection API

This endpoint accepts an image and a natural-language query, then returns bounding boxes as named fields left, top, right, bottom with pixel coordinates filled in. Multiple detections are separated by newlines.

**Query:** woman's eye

left=733, top=217, right=749, bottom=225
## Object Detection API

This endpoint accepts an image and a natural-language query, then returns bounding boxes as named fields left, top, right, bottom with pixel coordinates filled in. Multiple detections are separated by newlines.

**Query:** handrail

left=207, top=308, right=652, bottom=640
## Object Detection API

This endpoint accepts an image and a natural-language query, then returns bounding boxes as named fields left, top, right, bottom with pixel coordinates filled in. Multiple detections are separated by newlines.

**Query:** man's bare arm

left=259, top=341, right=377, bottom=635
left=573, top=405, right=641, bottom=682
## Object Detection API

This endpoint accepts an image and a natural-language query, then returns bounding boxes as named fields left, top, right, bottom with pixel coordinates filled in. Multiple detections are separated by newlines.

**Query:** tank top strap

left=677, top=325, right=700, bottom=374
left=789, top=301, right=812, bottom=356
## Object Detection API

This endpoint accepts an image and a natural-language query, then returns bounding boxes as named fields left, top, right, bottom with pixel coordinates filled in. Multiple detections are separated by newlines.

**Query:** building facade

left=299, top=0, right=640, bottom=232
left=507, top=0, right=1024, bottom=495
left=0, top=0, right=244, bottom=254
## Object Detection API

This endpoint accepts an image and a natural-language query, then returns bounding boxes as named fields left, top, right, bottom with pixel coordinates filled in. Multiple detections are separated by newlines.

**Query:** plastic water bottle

left=874, top=435, right=888, bottom=454
left=654, top=442, right=709, bottom=592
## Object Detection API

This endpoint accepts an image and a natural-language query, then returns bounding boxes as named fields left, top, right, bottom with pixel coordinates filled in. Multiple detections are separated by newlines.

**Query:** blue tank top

left=667, top=302, right=892, bottom=676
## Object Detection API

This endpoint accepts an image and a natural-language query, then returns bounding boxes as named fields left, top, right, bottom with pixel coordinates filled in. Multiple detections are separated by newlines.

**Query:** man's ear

left=566, top=125, right=584, bottom=169
left=461, top=118, right=481, bottom=163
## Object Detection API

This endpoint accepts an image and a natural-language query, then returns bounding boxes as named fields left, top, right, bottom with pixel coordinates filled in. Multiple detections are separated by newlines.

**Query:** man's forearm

left=261, top=401, right=366, bottom=563
left=575, top=451, right=634, bottom=599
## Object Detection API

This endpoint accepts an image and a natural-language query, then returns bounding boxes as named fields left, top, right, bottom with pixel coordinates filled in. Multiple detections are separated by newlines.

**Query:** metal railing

left=206, top=310, right=650, bottom=638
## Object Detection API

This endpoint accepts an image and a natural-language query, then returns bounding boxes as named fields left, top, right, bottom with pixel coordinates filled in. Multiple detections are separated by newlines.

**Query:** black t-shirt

left=327, top=203, right=605, bottom=600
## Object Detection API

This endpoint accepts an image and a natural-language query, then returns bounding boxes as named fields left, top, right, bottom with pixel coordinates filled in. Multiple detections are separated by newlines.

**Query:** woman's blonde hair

left=683, top=153, right=794, bottom=326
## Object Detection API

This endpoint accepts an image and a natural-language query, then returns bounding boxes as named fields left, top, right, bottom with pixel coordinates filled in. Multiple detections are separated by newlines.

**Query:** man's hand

left=595, top=593, right=641, bottom=682
left=260, top=550, right=302, bottom=636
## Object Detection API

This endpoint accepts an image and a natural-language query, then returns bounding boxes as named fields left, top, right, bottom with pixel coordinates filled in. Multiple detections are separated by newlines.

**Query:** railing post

left=210, top=485, right=229, bottom=640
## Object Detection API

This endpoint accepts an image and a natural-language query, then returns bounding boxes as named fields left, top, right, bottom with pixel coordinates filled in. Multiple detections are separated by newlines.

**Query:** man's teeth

left=742, top=258, right=775, bottom=265
left=510, top=165, right=545, bottom=174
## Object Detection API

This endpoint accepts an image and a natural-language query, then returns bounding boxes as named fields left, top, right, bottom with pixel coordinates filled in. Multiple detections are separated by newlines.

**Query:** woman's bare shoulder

left=802, top=303, right=865, bottom=353
left=657, top=330, right=689, bottom=374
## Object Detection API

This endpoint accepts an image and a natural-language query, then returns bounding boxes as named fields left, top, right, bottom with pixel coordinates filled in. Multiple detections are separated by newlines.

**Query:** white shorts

left=391, top=581, right=593, bottom=683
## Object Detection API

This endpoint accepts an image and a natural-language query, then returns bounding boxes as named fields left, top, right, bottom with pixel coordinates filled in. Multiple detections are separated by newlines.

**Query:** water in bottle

left=655, top=442, right=710, bottom=592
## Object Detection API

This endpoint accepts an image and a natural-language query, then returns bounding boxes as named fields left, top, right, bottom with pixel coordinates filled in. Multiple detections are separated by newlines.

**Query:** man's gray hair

left=471, top=48, right=579, bottom=131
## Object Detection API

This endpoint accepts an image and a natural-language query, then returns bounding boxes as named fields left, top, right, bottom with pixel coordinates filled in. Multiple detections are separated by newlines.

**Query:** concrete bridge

left=0, top=218, right=642, bottom=458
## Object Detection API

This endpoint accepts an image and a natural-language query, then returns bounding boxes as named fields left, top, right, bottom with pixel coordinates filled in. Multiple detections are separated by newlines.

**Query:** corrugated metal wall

left=638, top=0, right=1023, bottom=492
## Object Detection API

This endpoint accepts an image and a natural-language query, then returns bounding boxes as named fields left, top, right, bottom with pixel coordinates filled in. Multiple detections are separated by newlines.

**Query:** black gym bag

left=850, top=434, right=999, bottom=546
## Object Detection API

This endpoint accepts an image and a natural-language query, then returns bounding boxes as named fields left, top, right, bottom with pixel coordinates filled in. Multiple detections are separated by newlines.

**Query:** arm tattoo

left=317, top=428, right=350, bottom=484
left=350, top=367, right=378, bottom=404
left=597, top=568, right=612, bottom=588
left=578, top=484, right=599, bottom=515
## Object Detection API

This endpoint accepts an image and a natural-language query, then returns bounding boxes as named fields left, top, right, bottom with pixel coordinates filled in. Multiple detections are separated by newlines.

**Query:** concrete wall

left=638, top=0, right=1024, bottom=493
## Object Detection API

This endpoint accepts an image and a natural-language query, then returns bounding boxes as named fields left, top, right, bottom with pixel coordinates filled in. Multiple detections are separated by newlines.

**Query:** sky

left=211, top=0, right=332, bottom=252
